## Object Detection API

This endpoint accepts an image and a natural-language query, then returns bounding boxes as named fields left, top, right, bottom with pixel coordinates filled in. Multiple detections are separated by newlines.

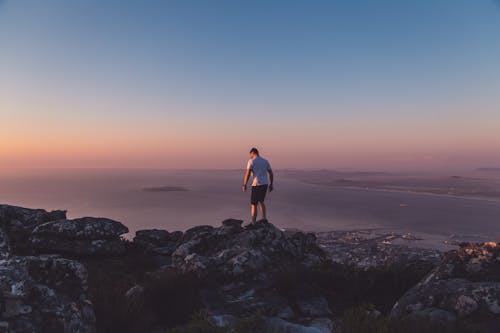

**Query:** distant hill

left=476, top=168, right=500, bottom=172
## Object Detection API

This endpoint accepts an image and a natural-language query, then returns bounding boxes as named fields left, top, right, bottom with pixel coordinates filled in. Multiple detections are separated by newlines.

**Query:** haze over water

left=2, top=168, right=499, bottom=248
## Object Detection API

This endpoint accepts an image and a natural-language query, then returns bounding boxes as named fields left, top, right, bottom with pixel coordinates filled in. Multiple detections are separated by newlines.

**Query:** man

left=242, top=147, right=274, bottom=223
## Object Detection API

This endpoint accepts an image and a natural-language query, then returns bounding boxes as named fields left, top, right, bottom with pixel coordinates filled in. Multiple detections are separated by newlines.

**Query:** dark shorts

left=251, top=185, right=268, bottom=205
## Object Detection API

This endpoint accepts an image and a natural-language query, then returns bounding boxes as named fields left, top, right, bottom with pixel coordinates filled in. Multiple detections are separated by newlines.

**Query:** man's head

left=249, top=147, right=259, bottom=159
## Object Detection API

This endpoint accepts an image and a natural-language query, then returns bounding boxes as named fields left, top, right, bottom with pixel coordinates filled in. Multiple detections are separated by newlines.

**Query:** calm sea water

left=1, top=169, right=499, bottom=245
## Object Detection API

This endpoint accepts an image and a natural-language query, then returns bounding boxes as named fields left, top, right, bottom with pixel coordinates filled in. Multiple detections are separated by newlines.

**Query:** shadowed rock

left=0, top=205, right=66, bottom=255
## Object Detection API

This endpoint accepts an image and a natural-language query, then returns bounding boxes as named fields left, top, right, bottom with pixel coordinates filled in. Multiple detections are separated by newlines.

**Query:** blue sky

left=1, top=0, right=499, bottom=169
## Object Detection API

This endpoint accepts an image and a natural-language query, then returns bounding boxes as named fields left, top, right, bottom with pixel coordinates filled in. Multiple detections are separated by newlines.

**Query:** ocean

left=1, top=168, right=499, bottom=247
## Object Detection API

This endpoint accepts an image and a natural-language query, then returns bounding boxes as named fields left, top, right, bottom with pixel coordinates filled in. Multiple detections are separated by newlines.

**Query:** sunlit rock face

left=392, top=242, right=500, bottom=330
left=30, top=217, right=129, bottom=256
left=0, top=256, right=95, bottom=333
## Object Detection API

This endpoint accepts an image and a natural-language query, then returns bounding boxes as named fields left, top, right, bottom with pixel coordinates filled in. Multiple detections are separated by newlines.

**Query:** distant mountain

left=476, top=168, right=500, bottom=172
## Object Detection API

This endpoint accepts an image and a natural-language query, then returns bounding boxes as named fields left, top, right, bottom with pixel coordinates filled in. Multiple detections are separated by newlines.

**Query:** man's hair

left=249, top=147, right=259, bottom=155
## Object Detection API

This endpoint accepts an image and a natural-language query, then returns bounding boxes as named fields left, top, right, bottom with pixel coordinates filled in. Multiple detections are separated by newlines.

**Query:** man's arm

left=268, top=168, right=274, bottom=192
left=242, top=168, right=251, bottom=192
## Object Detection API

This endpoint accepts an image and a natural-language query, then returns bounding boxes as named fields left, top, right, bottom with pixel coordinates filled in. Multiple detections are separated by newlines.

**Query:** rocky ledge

left=0, top=204, right=498, bottom=333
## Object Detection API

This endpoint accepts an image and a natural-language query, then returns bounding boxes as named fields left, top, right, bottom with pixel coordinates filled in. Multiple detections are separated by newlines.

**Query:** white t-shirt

left=247, top=156, right=271, bottom=186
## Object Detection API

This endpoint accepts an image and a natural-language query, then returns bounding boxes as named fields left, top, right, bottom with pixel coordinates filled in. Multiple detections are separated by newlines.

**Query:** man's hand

left=242, top=185, right=247, bottom=192
left=269, top=184, right=274, bottom=192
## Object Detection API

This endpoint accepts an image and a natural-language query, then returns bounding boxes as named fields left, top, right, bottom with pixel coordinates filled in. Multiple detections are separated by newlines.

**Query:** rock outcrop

left=133, top=228, right=183, bottom=256
left=392, top=242, right=500, bottom=331
left=171, top=219, right=323, bottom=278
left=136, top=219, right=332, bottom=332
left=0, top=205, right=66, bottom=256
left=0, top=255, right=95, bottom=333
left=31, top=217, right=129, bottom=256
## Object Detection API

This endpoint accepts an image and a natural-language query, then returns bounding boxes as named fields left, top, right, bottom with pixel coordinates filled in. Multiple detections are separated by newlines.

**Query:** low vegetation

left=85, top=243, right=440, bottom=333
left=342, top=304, right=478, bottom=333
left=270, top=261, right=433, bottom=313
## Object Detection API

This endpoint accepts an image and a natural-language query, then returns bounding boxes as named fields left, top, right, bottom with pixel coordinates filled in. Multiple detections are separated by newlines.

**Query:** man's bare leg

left=258, top=202, right=267, bottom=221
left=251, top=204, right=257, bottom=223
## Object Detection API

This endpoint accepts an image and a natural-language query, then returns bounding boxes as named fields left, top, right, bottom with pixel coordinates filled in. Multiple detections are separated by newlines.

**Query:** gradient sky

left=1, top=0, right=499, bottom=170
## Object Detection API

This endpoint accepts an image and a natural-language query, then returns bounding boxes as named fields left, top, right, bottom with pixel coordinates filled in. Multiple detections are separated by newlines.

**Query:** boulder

left=221, top=219, right=243, bottom=228
left=296, top=297, right=332, bottom=317
left=0, top=205, right=66, bottom=254
left=133, top=229, right=185, bottom=257
left=173, top=220, right=331, bottom=329
left=392, top=242, right=500, bottom=331
left=172, top=220, right=324, bottom=278
left=0, top=255, right=95, bottom=333
left=134, top=229, right=171, bottom=247
left=264, top=317, right=332, bottom=333
left=180, top=225, right=214, bottom=243
left=30, top=217, right=128, bottom=256
left=0, top=228, right=9, bottom=259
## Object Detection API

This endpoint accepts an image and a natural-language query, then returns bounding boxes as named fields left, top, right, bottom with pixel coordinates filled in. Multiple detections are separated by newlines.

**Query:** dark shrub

left=167, top=312, right=223, bottom=333
left=342, top=304, right=478, bottom=333
left=270, top=261, right=433, bottom=314
left=143, top=269, right=202, bottom=327
left=85, top=241, right=201, bottom=333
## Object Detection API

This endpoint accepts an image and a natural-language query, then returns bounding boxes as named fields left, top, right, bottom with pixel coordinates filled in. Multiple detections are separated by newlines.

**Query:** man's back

left=247, top=156, right=271, bottom=186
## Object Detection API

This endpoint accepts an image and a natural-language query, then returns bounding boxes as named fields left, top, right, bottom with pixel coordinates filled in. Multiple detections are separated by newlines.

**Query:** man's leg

left=251, top=204, right=257, bottom=223
left=258, top=201, right=266, bottom=220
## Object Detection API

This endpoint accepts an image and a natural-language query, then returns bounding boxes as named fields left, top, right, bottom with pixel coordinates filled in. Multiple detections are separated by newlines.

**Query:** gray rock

left=32, top=217, right=128, bottom=240
left=392, top=242, right=500, bottom=329
left=168, top=231, right=183, bottom=242
left=30, top=217, right=128, bottom=256
left=309, top=318, right=333, bottom=332
left=201, top=280, right=294, bottom=320
left=0, top=255, right=95, bottom=333
left=172, top=220, right=325, bottom=278
left=221, top=219, right=243, bottom=228
left=264, top=317, right=331, bottom=333
left=180, top=225, right=214, bottom=243
left=0, top=205, right=66, bottom=254
left=0, top=228, right=9, bottom=259
left=133, top=229, right=184, bottom=257
left=212, top=314, right=237, bottom=328
left=297, top=297, right=332, bottom=317
left=134, top=229, right=171, bottom=249
left=180, top=221, right=332, bottom=330
left=31, top=238, right=126, bottom=256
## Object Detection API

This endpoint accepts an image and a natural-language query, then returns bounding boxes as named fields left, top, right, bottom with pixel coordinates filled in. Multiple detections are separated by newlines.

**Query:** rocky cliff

left=1, top=204, right=498, bottom=333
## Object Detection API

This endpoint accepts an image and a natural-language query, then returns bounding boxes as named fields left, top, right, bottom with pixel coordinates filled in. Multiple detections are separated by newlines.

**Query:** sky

left=1, top=0, right=499, bottom=170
